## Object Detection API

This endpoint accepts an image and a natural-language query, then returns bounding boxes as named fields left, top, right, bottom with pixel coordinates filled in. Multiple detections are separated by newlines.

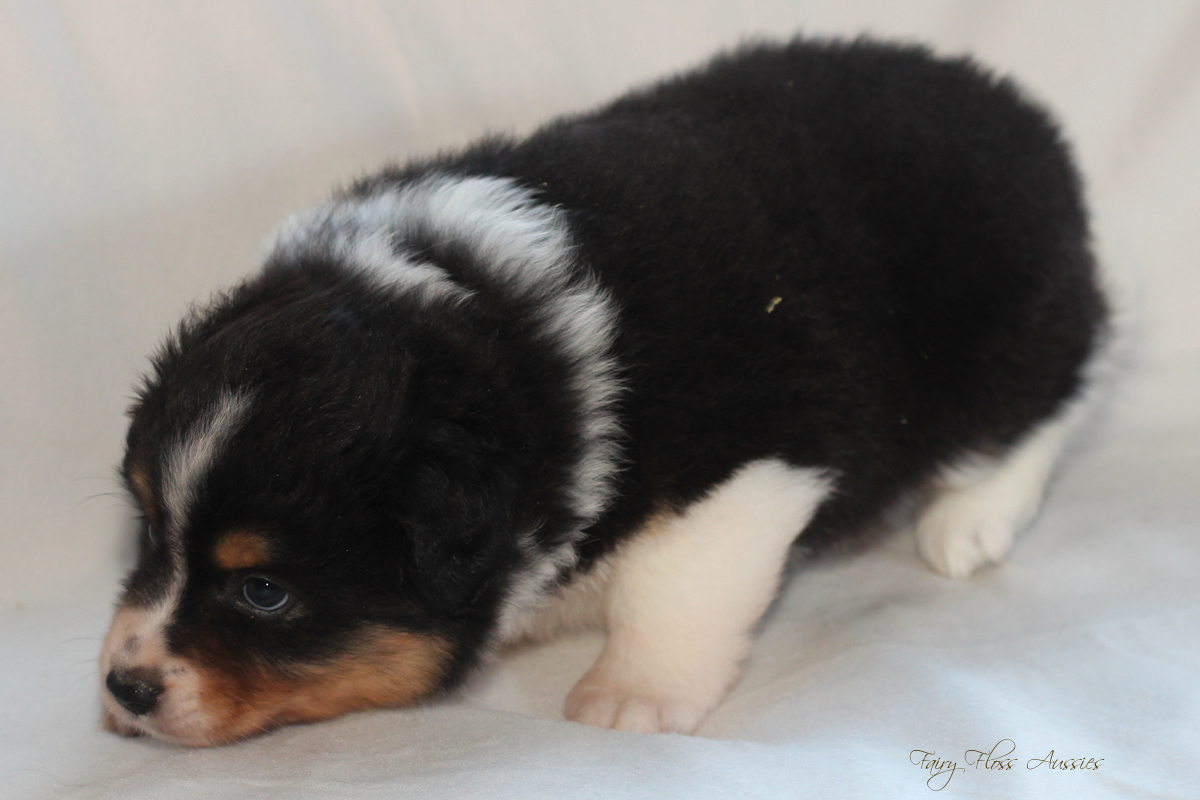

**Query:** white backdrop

left=2, top=2, right=1199, bottom=798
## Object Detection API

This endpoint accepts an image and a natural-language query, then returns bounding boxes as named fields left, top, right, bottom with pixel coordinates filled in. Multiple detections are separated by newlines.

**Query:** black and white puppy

left=100, top=37, right=1108, bottom=744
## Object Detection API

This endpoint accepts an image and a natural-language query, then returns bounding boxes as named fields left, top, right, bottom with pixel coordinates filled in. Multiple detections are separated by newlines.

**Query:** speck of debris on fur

left=765, top=296, right=783, bottom=313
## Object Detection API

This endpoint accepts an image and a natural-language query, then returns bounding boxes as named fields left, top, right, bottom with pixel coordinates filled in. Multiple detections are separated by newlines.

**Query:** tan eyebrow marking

left=213, top=530, right=274, bottom=571
left=126, top=464, right=157, bottom=521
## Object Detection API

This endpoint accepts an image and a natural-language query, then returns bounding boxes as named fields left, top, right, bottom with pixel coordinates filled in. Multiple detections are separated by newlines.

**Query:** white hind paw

left=916, top=489, right=1018, bottom=578
left=916, top=407, right=1084, bottom=578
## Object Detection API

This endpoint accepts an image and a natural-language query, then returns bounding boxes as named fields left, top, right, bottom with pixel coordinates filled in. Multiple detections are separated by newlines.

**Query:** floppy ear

left=390, top=439, right=523, bottom=614
left=386, top=323, right=553, bottom=612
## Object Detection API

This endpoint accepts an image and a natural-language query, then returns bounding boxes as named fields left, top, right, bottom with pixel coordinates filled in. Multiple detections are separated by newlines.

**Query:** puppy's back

left=338, top=38, right=1106, bottom=554
left=429, top=40, right=1105, bottom=549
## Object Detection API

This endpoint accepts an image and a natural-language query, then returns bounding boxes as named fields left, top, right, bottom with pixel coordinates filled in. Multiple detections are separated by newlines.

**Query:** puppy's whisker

left=57, top=636, right=104, bottom=646
left=67, top=671, right=104, bottom=692
left=69, top=475, right=123, bottom=485
left=74, top=492, right=124, bottom=509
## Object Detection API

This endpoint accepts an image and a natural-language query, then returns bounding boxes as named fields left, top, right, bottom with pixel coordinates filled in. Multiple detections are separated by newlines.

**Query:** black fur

left=118, top=38, right=1106, bottom=697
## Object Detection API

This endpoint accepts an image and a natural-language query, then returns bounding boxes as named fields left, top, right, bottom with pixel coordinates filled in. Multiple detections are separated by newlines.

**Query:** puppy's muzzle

left=106, top=667, right=163, bottom=716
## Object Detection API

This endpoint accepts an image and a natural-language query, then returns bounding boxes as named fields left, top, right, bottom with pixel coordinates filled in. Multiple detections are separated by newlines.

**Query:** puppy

left=100, top=37, right=1108, bottom=745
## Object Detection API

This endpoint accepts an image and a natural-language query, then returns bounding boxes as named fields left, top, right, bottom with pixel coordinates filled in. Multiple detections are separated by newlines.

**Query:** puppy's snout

left=106, top=668, right=163, bottom=716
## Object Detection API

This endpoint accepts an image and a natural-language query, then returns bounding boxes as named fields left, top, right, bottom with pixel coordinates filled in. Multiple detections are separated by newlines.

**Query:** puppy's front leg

left=565, top=460, right=832, bottom=734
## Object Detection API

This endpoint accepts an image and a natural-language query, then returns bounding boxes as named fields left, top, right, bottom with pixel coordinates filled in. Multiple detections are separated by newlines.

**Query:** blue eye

left=241, top=577, right=290, bottom=612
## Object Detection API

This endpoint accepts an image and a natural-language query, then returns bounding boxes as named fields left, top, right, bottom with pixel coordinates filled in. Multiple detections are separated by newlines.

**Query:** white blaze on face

left=160, top=392, right=253, bottom=534
left=100, top=391, right=251, bottom=743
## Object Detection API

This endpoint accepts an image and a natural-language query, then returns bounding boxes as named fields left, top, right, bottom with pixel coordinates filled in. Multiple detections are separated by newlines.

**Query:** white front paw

left=564, top=670, right=717, bottom=734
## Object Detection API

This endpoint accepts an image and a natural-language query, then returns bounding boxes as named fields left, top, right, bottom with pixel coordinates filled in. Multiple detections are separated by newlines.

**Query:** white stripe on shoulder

left=267, top=187, right=472, bottom=304
left=405, top=176, right=625, bottom=524
left=266, top=174, right=623, bottom=530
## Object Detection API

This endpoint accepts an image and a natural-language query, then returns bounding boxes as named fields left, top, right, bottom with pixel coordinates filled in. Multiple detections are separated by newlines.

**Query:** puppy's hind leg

left=565, top=460, right=833, bottom=734
left=915, top=401, right=1090, bottom=579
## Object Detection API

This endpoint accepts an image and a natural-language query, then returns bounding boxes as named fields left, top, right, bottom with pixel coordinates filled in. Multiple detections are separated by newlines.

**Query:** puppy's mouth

left=99, top=662, right=228, bottom=746
left=99, top=604, right=452, bottom=746
left=98, top=608, right=229, bottom=746
left=100, top=692, right=219, bottom=747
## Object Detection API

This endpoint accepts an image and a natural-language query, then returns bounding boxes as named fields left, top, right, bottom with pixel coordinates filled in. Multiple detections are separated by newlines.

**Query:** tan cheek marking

left=213, top=530, right=273, bottom=571
left=186, top=628, right=450, bottom=744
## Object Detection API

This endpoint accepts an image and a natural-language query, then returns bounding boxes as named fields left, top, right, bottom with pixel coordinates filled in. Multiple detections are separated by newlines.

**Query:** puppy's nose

left=106, top=669, right=163, bottom=716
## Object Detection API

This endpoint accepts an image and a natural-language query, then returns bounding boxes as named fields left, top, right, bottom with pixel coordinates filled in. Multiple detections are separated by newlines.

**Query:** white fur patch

left=162, top=391, right=253, bottom=535
left=494, top=534, right=584, bottom=643
left=503, top=549, right=613, bottom=644
left=268, top=175, right=624, bottom=616
left=386, top=176, right=623, bottom=526
left=915, top=389, right=1094, bottom=579
left=269, top=188, right=472, bottom=305
left=99, top=603, right=213, bottom=744
left=564, top=460, right=834, bottom=733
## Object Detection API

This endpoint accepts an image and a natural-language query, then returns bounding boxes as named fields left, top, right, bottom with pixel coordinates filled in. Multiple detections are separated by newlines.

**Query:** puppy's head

left=101, top=261, right=578, bottom=745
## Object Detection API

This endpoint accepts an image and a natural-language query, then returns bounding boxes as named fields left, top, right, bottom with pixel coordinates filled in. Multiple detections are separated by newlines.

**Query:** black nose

left=106, top=669, right=163, bottom=716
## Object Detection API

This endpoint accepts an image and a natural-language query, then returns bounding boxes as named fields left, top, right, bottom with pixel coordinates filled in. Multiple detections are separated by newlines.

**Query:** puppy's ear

left=408, top=517, right=511, bottom=613
left=391, top=453, right=521, bottom=614
left=389, top=337, right=533, bottom=613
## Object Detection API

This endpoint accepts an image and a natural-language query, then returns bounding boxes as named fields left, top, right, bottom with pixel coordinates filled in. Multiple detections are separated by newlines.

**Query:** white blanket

left=3, top=2, right=1199, bottom=797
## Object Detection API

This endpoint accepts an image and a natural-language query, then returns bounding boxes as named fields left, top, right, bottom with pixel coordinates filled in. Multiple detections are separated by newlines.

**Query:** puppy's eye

left=139, top=522, right=160, bottom=552
left=241, top=577, right=290, bottom=612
